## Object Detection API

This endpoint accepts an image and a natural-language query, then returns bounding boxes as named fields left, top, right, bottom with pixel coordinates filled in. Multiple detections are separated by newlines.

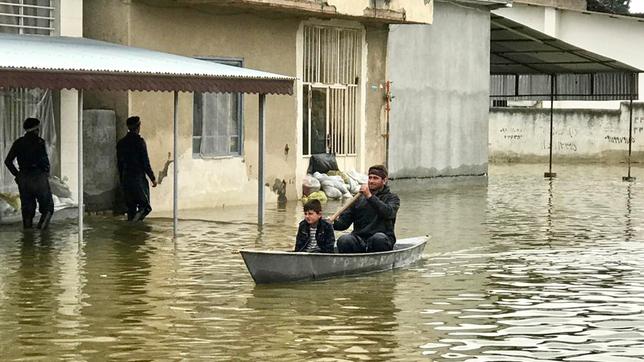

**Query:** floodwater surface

left=2, top=164, right=644, bottom=361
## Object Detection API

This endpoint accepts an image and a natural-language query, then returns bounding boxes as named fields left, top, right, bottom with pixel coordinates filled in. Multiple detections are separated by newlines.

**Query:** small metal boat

left=240, top=235, right=429, bottom=284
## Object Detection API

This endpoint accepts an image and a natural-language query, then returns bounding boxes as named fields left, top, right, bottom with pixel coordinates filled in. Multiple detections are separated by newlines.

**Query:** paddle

left=329, top=191, right=362, bottom=222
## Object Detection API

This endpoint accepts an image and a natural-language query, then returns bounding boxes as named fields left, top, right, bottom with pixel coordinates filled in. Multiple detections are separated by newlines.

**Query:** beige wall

left=127, top=3, right=299, bottom=211
left=83, top=2, right=390, bottom=212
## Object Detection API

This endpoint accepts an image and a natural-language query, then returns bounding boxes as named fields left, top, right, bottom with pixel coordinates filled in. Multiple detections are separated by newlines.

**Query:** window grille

left=0, top=0, right=55, bottom=35
left=303, top=25, right=361, bottom=156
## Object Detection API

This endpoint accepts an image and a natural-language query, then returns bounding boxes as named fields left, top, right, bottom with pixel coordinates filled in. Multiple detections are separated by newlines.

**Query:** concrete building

left=79, top=0, right=432, bottom=212
left=386, top=0, right=508, bottom=180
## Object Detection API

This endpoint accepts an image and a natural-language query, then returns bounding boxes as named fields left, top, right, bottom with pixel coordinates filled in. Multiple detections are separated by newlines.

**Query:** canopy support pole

left=623, top=73, right=636, bottom=182
left=545, top=74, right=557, bottom=178
left=258, top=94, right=266, bottom=226
left=173, top=91, right=179, bottom=235
left=78, top=89, right=84, bottom=241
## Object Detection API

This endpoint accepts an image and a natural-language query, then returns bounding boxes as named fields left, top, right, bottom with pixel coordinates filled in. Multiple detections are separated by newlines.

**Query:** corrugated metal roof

left=0, top=33, right=294, bottom=94
left=491, top=14, right=642, bottom=74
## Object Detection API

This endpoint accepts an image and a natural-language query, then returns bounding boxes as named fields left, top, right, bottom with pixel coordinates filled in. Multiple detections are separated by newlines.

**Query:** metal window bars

left=0, top=0, right=55, bottom=35
left=303, top=25, right=360, bottom=156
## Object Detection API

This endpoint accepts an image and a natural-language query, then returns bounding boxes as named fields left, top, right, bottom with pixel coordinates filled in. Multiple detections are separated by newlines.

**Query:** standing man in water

left=333, top=164, right=400, bottom=253
left=4, top=117, right=54, bottom=229
left=117, top=116, right=157, bottom=222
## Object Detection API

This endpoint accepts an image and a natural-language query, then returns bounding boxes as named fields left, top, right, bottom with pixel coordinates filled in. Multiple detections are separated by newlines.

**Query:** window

left=1, top=88, right=56, bottom=193
left=302, top=25, right=360, bottom=156
left=193, top=58, right=243, bottom=157
left=0, top=0, right=55, bottom=35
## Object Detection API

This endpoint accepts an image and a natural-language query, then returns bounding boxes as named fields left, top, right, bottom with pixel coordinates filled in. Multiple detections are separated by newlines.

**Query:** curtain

left=199, top=92, right=238, bottom=156
left=0, top=88, right=57, bottom=193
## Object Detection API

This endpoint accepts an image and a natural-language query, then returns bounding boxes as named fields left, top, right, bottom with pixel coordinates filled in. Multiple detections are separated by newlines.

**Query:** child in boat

left=294, top=199, right=335, bottom=253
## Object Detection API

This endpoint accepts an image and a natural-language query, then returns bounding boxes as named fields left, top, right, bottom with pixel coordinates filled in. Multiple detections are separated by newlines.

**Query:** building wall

left=364, top=24, right=389, bottom=169
left=127, top=3, right=299, bottom=211
left=489, top=103, right=644, bottom=162
left=84, top=1, right=390, bottom=211
left=386, top=1, right=489, bottom=179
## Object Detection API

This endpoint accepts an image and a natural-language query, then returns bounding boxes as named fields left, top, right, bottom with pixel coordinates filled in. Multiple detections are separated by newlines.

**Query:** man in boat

left=333, top=164, right=400, bottom=253
left=116, top=116, right=157, bottom=222
left=4, top=117, right=55, bottom=229
left=294, top=199, right=335, bottom=253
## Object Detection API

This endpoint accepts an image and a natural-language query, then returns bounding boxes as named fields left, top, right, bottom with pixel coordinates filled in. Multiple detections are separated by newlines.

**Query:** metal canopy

left=490, top=13, right=643, bottom=181
left=0, top=33, right=294, bottom=94
left=491, top=14, right=641, bottom=75
left=0, top=33, right=293, bottom=238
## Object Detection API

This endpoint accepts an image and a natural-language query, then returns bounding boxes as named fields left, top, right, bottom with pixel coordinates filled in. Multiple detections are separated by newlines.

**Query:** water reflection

left=242, top=276, right=399, bottom=360
left=625, top=183, right=634, bottom=242
left=1, top=164, right=644, bottom=360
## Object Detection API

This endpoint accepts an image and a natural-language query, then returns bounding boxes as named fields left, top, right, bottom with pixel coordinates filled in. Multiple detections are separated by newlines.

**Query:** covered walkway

left=0, top=33, right=294, bottom=238
left=489, top=13, right=642, bottom=180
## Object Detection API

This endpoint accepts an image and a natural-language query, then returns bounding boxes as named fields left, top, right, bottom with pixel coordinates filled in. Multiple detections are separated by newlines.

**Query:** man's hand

left=360, top=184, right=372, bottom=198
left=152, top=180, right=158, bottom=188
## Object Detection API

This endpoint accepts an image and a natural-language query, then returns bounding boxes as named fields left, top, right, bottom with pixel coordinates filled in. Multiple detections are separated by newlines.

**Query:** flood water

left=2, top=164, right=644, bottom=361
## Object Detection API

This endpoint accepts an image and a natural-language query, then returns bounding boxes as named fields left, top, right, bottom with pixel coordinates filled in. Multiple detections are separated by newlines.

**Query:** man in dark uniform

left=4, top=117, right=54, bottom=229
left=116, top=116, right=157, bottom=222
left=333, top=165, right=400, bottom=253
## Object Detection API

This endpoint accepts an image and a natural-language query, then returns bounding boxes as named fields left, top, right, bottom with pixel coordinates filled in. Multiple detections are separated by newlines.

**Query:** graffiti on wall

left=499, top=127, right=524, bottom=140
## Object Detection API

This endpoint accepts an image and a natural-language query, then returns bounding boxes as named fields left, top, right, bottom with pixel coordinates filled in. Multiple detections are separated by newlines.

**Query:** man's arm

left=4, top=142, right=19, bottom=177
left=333, top=206, right=354, bottom=231
left=140, top=139, right=156, bottom=184
left=366, top=193, right=400, bottom=220
left=38, top=139, right=50, bottom=174
left=116, top=144, right=124, bottom=179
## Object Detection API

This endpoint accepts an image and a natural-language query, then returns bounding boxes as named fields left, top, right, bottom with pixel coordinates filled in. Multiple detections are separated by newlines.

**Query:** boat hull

left=240, top=236, right=428, bottom=284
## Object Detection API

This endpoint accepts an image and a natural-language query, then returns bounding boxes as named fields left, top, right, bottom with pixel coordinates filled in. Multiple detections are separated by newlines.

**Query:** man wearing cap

left=116, top=116, right=157, bottom=222
left=332, top=164, right=400, bottom=253
left=4, top=117, right=54, bottom=229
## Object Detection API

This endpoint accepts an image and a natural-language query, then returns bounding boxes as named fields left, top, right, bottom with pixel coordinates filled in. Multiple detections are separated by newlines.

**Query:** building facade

left=82, top=0, right=432, bottom=212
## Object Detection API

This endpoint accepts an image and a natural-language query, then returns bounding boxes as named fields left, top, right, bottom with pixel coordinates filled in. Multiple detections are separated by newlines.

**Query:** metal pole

left=545, top=74, right=556, bottom=178
left=258, top=94, right=266, bottom=226
left=623, top=73, right=636, bottom=182
left=78, top=89, right=83, bottom=241
left=173, top=91, right=179, bottom=235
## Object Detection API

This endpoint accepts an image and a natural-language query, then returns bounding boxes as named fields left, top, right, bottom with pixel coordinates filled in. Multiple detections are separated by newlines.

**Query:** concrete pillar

left=58, top=0, right=83, bottom=37
left=60, top=89, right=80, bottom=202
left=543, top=7, right=559, bottom=37
left=57, top=0, right=83, bottom=202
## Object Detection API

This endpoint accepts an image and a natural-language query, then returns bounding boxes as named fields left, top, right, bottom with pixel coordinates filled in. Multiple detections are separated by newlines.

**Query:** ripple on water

left=2, top=164, right=644, bottom=360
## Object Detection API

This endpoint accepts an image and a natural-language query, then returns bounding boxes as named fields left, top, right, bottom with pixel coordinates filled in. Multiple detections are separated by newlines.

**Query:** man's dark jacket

left=4, top=132, right=50, bottom=177
left=294, top=219, right=335, bottom=252
left=116, top=132, right=155, bottom=183
left=333, top=185, right=400, bottom=242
